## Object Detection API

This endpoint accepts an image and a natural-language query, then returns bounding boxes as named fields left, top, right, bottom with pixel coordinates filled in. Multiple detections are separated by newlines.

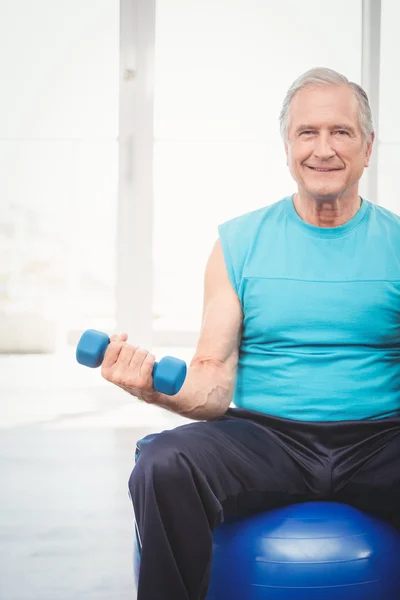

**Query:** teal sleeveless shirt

left=218, top=196, right=400, bottom=422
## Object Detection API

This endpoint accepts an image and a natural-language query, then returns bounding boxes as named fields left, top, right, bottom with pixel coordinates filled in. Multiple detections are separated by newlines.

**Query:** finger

left=126, top=350, right=156, bottom=390
left=117, top=343, right=139, bottom=368
left=141, top=352, right=156, bottom=380
left=102, top=341, right=125, bottom=369
left=128, top=347, right=153, bottom=373
left=110, top=332, right=128, bottom=343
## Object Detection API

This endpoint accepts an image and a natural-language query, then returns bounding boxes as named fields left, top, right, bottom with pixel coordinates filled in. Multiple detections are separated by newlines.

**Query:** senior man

left=102, top=67, right=400, bottom=600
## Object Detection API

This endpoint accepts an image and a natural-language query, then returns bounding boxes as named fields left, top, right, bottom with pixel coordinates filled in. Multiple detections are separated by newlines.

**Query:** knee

left=128, top=429, right=190, bottom=500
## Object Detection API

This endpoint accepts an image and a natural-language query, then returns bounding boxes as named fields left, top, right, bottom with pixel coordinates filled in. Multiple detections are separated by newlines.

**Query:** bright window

left=153, top=0, right=363, bottom=334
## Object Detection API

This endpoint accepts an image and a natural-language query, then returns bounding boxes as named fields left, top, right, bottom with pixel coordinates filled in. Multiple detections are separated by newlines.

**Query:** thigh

left=135, top=415, right=314, bottom=519
left=332, top=426, right=400, bottom=526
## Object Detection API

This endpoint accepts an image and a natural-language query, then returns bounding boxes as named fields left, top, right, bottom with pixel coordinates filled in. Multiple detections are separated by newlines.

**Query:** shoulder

left=216, top=197, right=288, bottom=296
left=370, top=201, right=400, bottom=222
left=367, top=200, right=400, bottom=235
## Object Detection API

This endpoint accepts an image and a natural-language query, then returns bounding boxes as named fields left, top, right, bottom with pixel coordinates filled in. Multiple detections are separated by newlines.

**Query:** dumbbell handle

left=76, top=329, right=187, bottom=396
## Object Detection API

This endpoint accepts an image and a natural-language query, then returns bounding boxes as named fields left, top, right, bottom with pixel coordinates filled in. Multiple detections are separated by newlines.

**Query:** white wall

left=152, top=0, right=363, bottom=335
left=0, top=0, right=119, bottom=351
left=2, top=1, right=398, bottom=351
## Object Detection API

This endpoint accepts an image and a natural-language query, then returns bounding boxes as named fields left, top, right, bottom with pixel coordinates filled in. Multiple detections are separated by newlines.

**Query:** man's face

left=285, top=85, right=374, bottom=201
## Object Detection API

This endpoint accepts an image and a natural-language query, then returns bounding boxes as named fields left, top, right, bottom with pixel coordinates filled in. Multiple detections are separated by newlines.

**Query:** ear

left=364, top=132, right=375, bottom=167
left=284, top=142, right=289, bottom=165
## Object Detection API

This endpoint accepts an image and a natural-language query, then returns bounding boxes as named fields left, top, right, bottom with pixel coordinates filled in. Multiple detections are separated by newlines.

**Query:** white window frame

left=118, top=0, right=156, bottom=350
left=361, top=0, right=381, bottom=204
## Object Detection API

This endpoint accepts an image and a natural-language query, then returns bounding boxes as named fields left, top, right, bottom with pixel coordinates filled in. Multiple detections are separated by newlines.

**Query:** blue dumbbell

left=76, top=329, right=187, bottom=396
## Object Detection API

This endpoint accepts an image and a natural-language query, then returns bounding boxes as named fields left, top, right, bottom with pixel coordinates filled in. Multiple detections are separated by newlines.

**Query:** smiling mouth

left=307, top=166, right=342, bottom=172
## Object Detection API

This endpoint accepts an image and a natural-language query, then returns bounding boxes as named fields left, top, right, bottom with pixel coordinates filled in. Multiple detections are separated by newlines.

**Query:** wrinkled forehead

left=288, top=85, right=361, bottom=133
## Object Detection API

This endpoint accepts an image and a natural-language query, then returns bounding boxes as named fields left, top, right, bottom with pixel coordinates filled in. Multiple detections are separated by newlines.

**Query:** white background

left=1, top=0, right=399, bottom=347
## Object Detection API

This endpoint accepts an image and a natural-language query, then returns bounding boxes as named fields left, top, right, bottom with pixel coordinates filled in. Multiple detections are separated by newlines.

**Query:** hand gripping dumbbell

left=76, top=329, right=187, bottom=396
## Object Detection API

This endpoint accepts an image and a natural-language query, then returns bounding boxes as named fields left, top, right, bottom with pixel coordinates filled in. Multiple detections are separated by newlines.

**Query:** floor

left=0, top=347, right=195, bottom=600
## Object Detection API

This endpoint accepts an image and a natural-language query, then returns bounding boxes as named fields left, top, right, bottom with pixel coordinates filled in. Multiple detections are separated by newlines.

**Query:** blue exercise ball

left=207, top=502, right=400, bottom=599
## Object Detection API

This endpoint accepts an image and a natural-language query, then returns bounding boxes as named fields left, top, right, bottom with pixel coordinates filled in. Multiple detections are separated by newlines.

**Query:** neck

left=293, top=190, right=362, bottom=228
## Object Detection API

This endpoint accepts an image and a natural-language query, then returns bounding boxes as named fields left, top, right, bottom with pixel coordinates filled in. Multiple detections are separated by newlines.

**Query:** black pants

left=129, top=408, right=400, bottom=600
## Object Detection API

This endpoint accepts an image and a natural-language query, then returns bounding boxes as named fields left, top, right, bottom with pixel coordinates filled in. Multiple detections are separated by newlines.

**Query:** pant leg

left=129, top=411, right=321, bottom=600
left=331, top=417, right=400, bottom=527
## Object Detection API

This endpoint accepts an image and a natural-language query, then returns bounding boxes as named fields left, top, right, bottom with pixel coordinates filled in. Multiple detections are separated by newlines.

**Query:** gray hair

left=279, top=67, right=374, bottom=143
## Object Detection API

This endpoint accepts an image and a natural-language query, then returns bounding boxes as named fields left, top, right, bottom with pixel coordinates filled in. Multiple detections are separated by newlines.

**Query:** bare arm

left=148, top=238, right=243, bottom=420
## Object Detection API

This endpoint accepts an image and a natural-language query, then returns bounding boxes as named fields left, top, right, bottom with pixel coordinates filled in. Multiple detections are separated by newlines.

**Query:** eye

left=335, top=130, right=349, bottom=136
left=300, top=130, right=314, bottom=136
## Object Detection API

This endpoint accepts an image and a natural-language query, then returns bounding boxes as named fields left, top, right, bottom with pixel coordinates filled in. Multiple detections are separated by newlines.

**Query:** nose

left=313, top=133, right=336, bottom=161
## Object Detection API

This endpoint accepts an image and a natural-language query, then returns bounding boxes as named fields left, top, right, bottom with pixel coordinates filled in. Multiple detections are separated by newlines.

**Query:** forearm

left=143, top=359, right=235, bottom=420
